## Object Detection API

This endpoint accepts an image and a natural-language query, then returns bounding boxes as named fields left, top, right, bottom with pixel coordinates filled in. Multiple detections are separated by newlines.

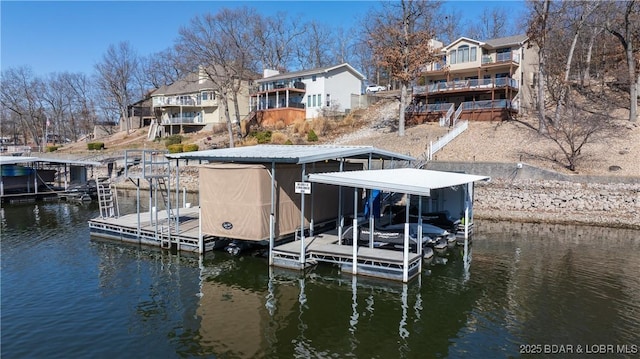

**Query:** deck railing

left=413, top=77, right=518, bottom=95
left=439, top=104, right=455, bottom=127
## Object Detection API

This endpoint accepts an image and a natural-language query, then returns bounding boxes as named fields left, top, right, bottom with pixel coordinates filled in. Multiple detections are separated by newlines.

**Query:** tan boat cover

left=199, top=162, right=360, bottom=241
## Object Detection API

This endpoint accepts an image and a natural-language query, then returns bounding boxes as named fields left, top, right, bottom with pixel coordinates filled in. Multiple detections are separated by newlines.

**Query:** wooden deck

left=272, top=230, right=423, bottom=282
left=88, top=207, right=222, bottom=252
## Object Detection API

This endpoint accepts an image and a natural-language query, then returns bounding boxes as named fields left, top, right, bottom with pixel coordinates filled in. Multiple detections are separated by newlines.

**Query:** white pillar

left=269, top=162, right=276, bottom=266
left=403, top=195, right=410, bottom=282
left=299, top=164, right=306, bottom=267
left=352, top=187, right=358, bottom=275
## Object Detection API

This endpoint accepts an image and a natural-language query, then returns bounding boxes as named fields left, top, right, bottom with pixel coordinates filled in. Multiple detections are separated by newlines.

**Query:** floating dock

left=88, top=207, right=223, bottom=252
left=272, top=230, right=423, bottom=282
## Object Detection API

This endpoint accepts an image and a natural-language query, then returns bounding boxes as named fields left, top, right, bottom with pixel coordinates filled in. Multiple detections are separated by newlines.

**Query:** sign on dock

left=295, top=181, right=311, bottom=194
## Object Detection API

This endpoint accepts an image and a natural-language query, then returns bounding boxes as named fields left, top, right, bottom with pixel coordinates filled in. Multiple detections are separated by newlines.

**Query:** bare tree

left=436, top=8, right=463, bottom=44
left=293, top=20, right=334, bottom=69
left=251, top=12, right=305, bottom=72
left=541, top=99, right=616, bottom=171
left=527, top=0, right=553, bottom=134
left=365, top=0, right=441, bottom=136
left=552, top=1, right=602, bottom=123
left=467, top=7, right=511, bottom=40
left=177, top=7, right=259, bottom=147
left=605, top=0, right=639, bottom=122
left=94, top=41, right=141, bottom=135
left=140, top=47, right=186, bottom=90
left=0, top=66, right=47, bottom=148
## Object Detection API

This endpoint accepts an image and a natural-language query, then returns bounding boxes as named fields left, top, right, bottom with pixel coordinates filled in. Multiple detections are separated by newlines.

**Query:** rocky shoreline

left=106, top=165, right=640, bottom=230
left=474, top=179, right=640, bottom=230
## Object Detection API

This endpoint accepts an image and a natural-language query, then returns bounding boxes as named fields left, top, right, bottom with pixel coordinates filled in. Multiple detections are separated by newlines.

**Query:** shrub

left=274, top=119, right=287, bottom=130
left=87, top=142, right=105, bottom=150
left=167, top=144, right=184, bottom=153
left=292, top=119, right=309, bottom=134
left=164, top=135, right=183, bottom=148
left=307, top=129, right=318, bottom=142
left=46, top=145, right=60, bottom=152
left=284, top=139, right=293, bottom=145
left=311, top=117, right=331, bottom=135
left=270, top=132, right=288, bottom=144
left=182, top=143, right=199, bottom=152
left=239, top=137, right=258, bottom=147
left=250, top=130, right=272, bottom=144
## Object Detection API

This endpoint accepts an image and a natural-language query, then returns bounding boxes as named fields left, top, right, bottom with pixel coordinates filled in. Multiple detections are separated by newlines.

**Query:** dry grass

left=270, top=132, right=289, bottom=144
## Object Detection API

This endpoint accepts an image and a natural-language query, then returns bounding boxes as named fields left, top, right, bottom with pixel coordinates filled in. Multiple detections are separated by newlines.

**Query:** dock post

left=299, top=164, right=306, bottom=267
left=352, top=187, right=358, bottom=275
left=269, top=162, right=275, bottom=266
left=337, top=159, right=344, bottom=245
left=403, top=195, right=410, bottom=282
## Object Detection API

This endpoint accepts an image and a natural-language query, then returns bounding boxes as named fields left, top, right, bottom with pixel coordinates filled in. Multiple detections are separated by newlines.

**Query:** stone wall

left=474, top=179, right=640, bottom=229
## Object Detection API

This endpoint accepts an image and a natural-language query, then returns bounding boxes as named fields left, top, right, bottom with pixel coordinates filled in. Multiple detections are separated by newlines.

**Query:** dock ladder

left=97, top=180, right=119, bottom=218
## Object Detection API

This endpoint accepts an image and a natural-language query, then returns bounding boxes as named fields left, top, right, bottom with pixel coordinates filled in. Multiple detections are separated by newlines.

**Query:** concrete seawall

left=427, top=162, right=640, bottom=229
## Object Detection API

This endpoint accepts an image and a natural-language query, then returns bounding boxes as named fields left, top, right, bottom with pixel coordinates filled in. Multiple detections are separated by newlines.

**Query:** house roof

left=483, top=34, right=528, bottom=49
left=165, top=144, right=415, bottom=164
left=257, top=63, right=365, bottom=83
left=442, top=34, right=528, bottom=51
left=442, top=37, right=483, bottom=51
left=153, top=72, right=215, bottom=97
left=308, top=168, right=490, bottom=197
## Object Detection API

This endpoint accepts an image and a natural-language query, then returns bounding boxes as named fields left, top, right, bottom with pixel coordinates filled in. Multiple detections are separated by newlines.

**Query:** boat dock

left=88, top=207, right=223, bottom=252
left=272, top=230, right=423, bottom=281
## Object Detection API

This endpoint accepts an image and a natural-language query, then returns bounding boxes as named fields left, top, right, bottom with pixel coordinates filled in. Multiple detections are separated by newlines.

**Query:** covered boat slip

left=0, top=155, right=101, bottom=203
left=271, top=168, right=489, bottom=282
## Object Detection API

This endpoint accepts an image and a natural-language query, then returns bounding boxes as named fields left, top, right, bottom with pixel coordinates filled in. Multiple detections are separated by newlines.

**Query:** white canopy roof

left=308, top=168, right=489, bottom=197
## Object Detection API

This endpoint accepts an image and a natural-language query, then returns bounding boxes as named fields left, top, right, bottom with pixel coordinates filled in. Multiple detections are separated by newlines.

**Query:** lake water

left=1, top=200, right=639, bottom=358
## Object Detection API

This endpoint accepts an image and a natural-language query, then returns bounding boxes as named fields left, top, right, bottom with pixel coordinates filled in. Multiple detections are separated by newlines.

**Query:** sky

left=1, top=0, right=527, bottom=77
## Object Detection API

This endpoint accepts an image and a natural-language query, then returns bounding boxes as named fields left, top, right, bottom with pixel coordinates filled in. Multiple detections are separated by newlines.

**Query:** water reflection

left=2, top=201, right=638, bottom=358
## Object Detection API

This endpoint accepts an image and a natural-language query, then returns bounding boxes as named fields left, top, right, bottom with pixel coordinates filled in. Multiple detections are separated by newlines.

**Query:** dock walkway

left=272, top=230, right=423, bottom=282
left=88, top=207, right=221, bottom=252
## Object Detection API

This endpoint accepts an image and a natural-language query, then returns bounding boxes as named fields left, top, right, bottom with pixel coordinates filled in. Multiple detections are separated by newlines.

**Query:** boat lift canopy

left=307, top=168, right=490, bottom=282
left=308, top=168, right=489, bottom=196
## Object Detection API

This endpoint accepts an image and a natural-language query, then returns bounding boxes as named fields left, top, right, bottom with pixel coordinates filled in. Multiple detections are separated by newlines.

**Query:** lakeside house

left=407, top=34, right=537, bottom=124
left=248, top=63, right=366, bottom=126
left=148, top=67, right=255, bottom=137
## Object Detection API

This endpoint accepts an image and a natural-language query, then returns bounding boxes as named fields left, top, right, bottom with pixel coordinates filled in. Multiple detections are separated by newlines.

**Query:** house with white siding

left=250, top=63, right=365, bottom=125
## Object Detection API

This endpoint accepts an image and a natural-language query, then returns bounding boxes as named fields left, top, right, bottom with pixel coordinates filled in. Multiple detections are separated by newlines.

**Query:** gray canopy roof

left=165, top=145, right=415, bottom=164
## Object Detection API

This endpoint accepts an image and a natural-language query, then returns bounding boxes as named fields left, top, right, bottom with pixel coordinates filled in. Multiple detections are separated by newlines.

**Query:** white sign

left=295, top=181, right=311, bottom=194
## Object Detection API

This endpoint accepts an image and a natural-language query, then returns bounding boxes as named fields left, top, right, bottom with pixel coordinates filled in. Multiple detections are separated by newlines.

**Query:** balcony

left=413, top=77, right=518, bottom=95
left=481, top=52, right=520, bottom=64
left=153, top=95, right=218, bottom=107
left=253, top=80, right=306, bottom=94
left=161, top=115, right=204, bottom=125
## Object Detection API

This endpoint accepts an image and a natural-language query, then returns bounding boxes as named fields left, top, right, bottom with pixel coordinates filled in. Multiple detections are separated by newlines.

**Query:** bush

left=307, top=129, right=318, bottom=142
left=46, top=145, right=60, bottom=152
left=292, top=119, right=309, bottom=134
left=182, top=143, right=199, bottom=152
left=164, top=135, right=183, bottom=148
left=87, top=142, right=104, bottom=150
left=270, top=132, right=288, bottom=144
left=284, top=139, right=293, bottom=145
left=250, top=130, right=272, bottom=144
left=167, top=144, right=184, bottom=153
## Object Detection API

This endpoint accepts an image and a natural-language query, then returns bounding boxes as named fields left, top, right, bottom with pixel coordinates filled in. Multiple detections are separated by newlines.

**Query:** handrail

left=452, top=103, right=463, bottom=126
left=439, top=103, right=455, bottom=127
left=428, top=120, right=468, bottom=160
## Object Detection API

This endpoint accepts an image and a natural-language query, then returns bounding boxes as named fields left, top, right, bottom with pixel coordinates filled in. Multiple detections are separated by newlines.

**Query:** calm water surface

left=1, top=200, right=639, bottom=358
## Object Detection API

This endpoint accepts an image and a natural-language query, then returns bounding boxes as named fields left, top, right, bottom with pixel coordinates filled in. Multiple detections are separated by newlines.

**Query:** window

left=326, top=93, right=331, bottom=107
left=307, top=95, right=311, bottom=107
left=450, top=50, right=457, bottom=64
left=312, top=75, right=317, bottom=81
left=312, top=94, right=316, bottom=107
left=470, top=47, right=477, bottom=61
left=317, top=94, right=321, bottom=107
left=458, top=45, right=469, bottom=63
